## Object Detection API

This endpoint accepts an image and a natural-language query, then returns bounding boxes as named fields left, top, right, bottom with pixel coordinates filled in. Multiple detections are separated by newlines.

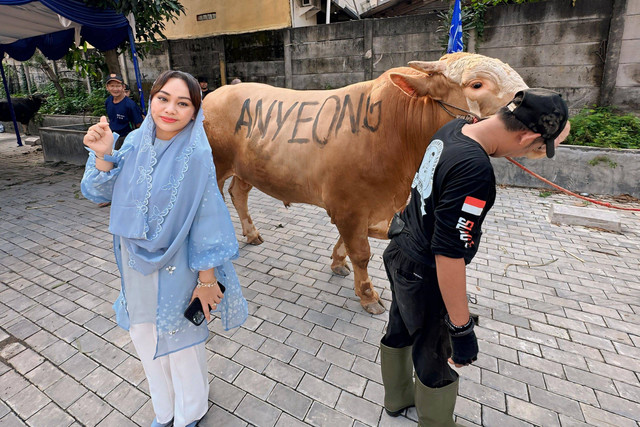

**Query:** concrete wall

left=39, top=124, right=91, bottom=166
left=370, top=13, right=442, bottom=77
left=120, top=0, right=637, bottom=113
left=286, top=13, right=443, bottom=89
left=0, top=120, right=37, bottom=135
left=491, top=145, right=640, bottom=198
left=41, top=115, right=100, bottom=127
left=289, top=20, right=366, bottom=89
left=124, top=32, right=286, bottom=88
left=122, top=43, right=170, bottom=92
left=2, top=115, right=99, bottom=136
left=477, top=0, right=612, bottom=114
left=167, top=37, right=224, bottom=87
left=612, top=0, right=640, bottom=112
left=225, top=31, right=286, bottom=87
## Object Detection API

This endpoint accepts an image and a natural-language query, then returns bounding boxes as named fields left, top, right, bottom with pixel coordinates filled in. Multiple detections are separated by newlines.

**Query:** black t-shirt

left=394, top=119, right=496, bottom=267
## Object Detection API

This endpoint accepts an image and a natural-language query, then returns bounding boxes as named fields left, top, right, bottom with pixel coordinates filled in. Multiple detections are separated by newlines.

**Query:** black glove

left=445, top=314, right=478, bottom=365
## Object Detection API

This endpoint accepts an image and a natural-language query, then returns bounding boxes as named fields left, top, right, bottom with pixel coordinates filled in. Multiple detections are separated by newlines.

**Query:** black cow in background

left=0, top=94, right=46, bottom=135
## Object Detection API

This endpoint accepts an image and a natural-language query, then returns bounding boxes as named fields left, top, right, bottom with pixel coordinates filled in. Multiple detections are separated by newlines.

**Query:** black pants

left=381, top=240, right=458, bottom=388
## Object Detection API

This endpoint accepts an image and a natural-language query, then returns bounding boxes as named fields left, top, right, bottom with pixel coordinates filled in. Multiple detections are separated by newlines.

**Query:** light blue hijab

left=109, top=103, right=238, bottom=276
left=82, top=89, right=247, bottom=338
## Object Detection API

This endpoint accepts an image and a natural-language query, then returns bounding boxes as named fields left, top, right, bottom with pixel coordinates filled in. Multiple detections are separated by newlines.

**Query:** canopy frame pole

left=127, top=26, right=145, bottom=114
left=0, top=60, right=23, bottom=147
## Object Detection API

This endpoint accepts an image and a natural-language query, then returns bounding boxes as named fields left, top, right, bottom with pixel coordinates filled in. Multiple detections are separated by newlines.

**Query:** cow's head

left=389, top=52, right=528, bottom=118
left=30, top=93, right=47, bottom=109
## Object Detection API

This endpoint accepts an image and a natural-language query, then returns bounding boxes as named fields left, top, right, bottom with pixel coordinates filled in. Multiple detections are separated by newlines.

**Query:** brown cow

left=203, top=53, right=527, bottom=314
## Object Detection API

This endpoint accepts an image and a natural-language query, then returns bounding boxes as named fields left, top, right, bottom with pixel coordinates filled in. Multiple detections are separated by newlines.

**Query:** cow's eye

left=471, top=82, right=483, bottom=89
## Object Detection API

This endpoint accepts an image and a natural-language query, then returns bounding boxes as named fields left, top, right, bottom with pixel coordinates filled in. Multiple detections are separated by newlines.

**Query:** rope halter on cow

left=436, top=100, right=482, bottom=124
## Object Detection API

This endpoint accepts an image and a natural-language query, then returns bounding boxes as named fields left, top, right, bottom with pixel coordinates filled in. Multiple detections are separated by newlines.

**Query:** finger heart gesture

left=83, top=116, right=114, bottom=157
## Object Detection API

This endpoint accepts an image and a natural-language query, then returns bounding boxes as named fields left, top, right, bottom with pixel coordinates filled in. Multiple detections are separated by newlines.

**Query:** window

left=197, top=12, right=216, bottom=21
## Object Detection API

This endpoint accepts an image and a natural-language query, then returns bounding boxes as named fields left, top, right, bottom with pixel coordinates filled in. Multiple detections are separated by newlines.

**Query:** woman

left=81, top=70, right=248, bottom=427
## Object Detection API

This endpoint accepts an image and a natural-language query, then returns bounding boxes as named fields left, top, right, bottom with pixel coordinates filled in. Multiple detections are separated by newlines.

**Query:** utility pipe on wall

left=326, top=0, right=330, bottom=24
left=289, top=0, right=295, bottom=27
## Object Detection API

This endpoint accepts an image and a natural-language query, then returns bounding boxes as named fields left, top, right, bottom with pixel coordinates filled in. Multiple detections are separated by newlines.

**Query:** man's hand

left=445, top=314, right=478, bottom=367
left=448, top=329, right=478, bottom=367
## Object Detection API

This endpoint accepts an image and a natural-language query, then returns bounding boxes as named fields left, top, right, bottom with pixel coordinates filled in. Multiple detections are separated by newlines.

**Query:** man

left=104, top=74, right=143, bottom=150
left=380, top=89, right=570, bottom=426
left=198, top=76, right=212, bottom=98
left=99, top=74, right=144, bottom=208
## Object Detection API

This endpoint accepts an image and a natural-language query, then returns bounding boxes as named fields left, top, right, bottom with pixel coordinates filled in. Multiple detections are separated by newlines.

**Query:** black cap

left=198, top=76, right=208, bottom=83
left=105, top=73, right=124, bottom=85
left=506, top=88, right=568, bottom=158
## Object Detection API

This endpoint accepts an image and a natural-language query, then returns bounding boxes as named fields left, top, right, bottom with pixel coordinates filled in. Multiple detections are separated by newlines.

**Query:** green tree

left=436, top=7, right=476, bottom=52
left=439, top=0, right=545, bottom=48
left=29, top=51, right=66, bottom=98
left=70, top=0, right=185, bottom=76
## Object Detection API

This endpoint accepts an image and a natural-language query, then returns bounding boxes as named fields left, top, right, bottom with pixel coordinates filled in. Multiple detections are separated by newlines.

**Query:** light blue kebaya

left=81, top=107, right=248, bottom=358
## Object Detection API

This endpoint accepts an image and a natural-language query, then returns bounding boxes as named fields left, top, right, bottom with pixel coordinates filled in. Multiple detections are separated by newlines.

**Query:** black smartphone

left=184, top=283, right=225, bottom=326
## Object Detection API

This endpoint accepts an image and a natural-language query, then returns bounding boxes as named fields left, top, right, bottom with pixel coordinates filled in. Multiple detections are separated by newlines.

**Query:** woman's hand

left=83, top=116, right=114, bottom=157
left=190, top=281, right=224, bottom=322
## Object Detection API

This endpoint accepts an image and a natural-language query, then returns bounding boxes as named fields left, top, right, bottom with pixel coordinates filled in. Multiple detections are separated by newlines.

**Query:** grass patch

left=588, top=156, right=617, bottom=168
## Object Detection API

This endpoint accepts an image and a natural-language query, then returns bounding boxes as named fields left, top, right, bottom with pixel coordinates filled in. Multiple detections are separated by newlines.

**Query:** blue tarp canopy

left=0, top=0, right=130, bottom=60
left=0, top=0, right=145, bottom=146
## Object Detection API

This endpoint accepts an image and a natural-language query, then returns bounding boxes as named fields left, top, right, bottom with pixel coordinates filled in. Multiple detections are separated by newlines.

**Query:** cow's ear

left=408, top=60, right=447, bottom=74
left=389, top=72, right=444, bottom=98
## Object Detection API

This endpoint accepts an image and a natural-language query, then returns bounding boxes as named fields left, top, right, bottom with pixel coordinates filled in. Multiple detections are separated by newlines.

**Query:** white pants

left=130, top=323, right=209, bottom=427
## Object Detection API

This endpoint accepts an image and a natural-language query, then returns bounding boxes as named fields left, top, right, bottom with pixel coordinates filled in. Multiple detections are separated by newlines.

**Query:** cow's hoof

left=247, top=235, right=264, bottom=245
left=331, top=264, right=351, bottom=276
left=363, top=300, right=386, bottom=315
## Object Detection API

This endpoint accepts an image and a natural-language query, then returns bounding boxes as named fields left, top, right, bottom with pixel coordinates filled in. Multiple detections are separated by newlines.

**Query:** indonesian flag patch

left=461, top=196, right=486, bottom=216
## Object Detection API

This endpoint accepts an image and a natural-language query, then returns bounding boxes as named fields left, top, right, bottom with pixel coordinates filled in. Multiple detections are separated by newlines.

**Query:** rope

left=433, top=101, right=638, bottom=212
left=505, top=157, right=640, bottom=212
left=436, top=100, right=481, bottom=123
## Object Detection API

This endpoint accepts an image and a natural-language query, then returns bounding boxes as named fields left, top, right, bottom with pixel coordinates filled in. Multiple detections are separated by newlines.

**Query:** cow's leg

left=228, top=176, right=264, bottom=245
left=333, top=217, right=385, bottom=315
left=330, top=236, right=351, bottom=276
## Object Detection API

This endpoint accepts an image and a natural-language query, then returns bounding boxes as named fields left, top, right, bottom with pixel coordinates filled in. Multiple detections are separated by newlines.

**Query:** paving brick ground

left=1, top=135, right=639, bottom=426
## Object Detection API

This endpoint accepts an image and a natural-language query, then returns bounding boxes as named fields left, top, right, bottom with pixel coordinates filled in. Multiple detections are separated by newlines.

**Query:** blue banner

left=447, top=0, right=464, bottom=53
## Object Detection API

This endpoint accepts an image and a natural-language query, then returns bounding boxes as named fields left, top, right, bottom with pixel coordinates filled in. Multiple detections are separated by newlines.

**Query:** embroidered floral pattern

left=81, top=110, right=247, bottom=357
left=143, top=136, right=197, bottom=241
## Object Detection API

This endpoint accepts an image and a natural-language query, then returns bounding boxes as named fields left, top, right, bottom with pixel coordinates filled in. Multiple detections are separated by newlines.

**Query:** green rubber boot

left=380, top=343, right=414, bottom=416
left=415, top=373, right=459, bottom=427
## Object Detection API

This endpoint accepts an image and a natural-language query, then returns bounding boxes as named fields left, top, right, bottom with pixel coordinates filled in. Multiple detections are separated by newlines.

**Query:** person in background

left=124, top=83, right=146, bottom=121
left=380, top=89, right=570, bottom=426
left=104, top=74, right=143, bottom=151
left=230, top=78, right=242, bottom=85
left=82, top=70, right=248, bottom=427
left=197, top=76, right=212, bottom=98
